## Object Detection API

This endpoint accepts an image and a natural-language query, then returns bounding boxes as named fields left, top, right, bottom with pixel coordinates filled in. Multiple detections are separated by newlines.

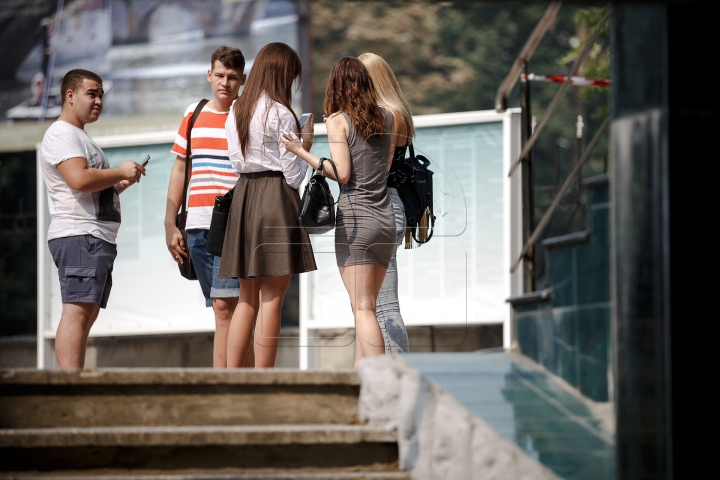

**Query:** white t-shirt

left=40, top=120, right=121, bottom=244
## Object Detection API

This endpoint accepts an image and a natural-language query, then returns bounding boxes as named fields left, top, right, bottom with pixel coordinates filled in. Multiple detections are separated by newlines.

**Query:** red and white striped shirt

left=171, top=102, right=237, bottom=230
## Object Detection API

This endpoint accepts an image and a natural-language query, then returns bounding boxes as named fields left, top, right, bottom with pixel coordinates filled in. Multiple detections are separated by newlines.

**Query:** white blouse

left=225, top=93, right=308, bottom=189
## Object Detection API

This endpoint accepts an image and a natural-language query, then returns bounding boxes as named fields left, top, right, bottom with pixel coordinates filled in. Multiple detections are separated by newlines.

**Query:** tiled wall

left=515, top=182, right=611, bottom=402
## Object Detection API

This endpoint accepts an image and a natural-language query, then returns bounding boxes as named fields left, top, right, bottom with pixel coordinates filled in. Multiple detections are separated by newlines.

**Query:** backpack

left=391, top=144, right=435, bottom=248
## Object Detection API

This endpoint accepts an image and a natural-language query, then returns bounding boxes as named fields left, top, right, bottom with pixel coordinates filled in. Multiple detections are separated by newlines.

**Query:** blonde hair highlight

left=358, top=53, right=415, bottom=140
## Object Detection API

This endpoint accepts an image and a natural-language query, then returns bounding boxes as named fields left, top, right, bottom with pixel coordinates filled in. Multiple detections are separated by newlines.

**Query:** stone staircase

left=0, top=369, right=410, bottom=479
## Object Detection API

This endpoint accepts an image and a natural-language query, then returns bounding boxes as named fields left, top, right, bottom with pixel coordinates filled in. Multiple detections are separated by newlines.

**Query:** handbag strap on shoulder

left=181, top=99, right=209, bottom=217
left=408, top=143, right=431, bottom=167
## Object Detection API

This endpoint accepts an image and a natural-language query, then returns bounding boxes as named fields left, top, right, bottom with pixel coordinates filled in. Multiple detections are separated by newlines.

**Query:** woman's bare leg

left=226, top=278, right=260, bottom=368
left=339, top=264, right=387, bottom=368
left=254, top=274, right=291, bottom=368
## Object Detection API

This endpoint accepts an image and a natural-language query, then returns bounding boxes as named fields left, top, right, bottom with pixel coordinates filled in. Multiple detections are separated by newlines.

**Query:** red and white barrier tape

left=521, top=73, right=611, bottom=87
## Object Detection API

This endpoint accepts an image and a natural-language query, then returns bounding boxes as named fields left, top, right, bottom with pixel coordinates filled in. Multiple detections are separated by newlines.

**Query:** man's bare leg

left=55, top=302, right=100, bottom=369
left=213, top=297, right=254, bottom=367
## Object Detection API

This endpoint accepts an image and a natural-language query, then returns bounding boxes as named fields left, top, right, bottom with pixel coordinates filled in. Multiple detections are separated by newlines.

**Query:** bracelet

left=318, top=157, right=329, bottom=171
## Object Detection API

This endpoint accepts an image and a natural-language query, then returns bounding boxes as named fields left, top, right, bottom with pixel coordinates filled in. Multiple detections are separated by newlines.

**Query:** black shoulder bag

left=393, top=144, right=435, bottom=248
left=206, top=187, right=233, bottom=257
left=299, top=157, right=339, bottom=235
left=176, top=99, right=208, bottom=280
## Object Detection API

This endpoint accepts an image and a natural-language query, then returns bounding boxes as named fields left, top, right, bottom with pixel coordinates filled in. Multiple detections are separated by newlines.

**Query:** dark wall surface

left=611, top=5, right=671, bottom=479
left=0, top=150, right=37, bottom=336
left=666, top=3, right=713, bottom=477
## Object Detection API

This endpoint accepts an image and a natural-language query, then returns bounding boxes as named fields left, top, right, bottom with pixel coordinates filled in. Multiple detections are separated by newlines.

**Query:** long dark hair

left=323, top=57, right=386, bottom=139
left=234, top=42, right=302, bottom=156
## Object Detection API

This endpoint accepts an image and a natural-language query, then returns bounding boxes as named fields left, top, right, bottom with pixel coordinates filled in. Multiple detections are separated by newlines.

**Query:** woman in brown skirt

left=283, top=57, right=395, bottom=367
left=220, top=43, right=316, bottom=368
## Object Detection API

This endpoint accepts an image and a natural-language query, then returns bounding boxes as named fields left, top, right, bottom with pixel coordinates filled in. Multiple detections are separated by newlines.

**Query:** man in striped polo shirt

left=164, top=46, right=250, bottom=367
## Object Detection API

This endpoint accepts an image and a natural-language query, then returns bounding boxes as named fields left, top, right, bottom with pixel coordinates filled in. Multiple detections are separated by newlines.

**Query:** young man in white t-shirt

left=164, top=46, right=249, bottom=367
left=41, top=69, right=146, bottom=368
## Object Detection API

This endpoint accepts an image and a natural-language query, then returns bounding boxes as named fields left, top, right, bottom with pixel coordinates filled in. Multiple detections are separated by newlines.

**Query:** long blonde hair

left=358, top=53, right=415, bottom=141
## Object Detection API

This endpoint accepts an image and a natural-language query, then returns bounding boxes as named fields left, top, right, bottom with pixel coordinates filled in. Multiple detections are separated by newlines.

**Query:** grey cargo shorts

left=48, top=234, right=117, bottom=308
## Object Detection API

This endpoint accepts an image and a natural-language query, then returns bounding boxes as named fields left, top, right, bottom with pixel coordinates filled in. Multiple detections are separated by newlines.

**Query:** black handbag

left=299, top=157, right=339, bottom=235
left=206, top=187, right=233, bottom=257
left=176, top=99, right=208, bottom=280
left=392, top=144, right=435, bottom=247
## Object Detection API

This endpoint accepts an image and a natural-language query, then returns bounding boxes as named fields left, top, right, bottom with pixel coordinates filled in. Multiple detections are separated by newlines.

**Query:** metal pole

left=39, top=0, right=64, bottom=123
left=296, top=0, right=313, bottom=113
left=519, top=62, right=535, bottom=292
left=555, top=137, right=569, bottom=190
left=576, top=115, right=584, bottom=202
left=495, top=1, right=562, bottom=112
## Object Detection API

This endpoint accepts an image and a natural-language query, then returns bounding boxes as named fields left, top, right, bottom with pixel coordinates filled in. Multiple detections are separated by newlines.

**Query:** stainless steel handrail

left=510, top=116, right=610, bottom=274
left=495, top=1, right=562, bottom=113
left=506, top=8, right=611, bottom=178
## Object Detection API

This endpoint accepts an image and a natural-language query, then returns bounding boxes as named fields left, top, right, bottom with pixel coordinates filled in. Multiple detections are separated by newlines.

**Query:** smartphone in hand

left=299, top=113, right=312, bottom=127
left=280, top=129, right=292, bottom=139
left=142, top=155, right=150, bottom=167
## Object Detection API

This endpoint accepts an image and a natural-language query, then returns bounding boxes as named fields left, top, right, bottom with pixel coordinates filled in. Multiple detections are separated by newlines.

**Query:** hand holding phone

left=141, top=155, right=150, bottom=167
left=299, top=113, right=312, bottom=127
left=280, top=129, right=292, bottom=139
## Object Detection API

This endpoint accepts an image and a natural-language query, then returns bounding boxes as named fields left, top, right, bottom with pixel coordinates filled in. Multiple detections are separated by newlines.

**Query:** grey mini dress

left=335, top=110, right=396, bottom=268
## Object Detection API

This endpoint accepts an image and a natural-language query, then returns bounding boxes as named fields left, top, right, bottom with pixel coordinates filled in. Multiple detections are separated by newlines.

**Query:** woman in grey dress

left=283, top=57, right=396, bottom=367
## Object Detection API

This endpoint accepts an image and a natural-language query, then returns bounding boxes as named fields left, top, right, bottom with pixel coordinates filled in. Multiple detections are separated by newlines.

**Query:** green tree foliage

left=557, top=6, right=610, bottom=118
left=558, top=6, right=610, bottom=80
left=310, top=1, right=611, bottom=286
left=310, top=1, right=589, bottom=114
left=309, top=0, right=608, bottom=182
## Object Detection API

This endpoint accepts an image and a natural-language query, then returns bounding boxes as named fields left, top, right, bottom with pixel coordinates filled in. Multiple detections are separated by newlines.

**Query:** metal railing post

left=576, top=115, right=584, bottom=200
left=297, top=0, right=313, bottom=113
left=520, top=62, right=535, bottom=292
left=495, top=1, right=563, bottom=113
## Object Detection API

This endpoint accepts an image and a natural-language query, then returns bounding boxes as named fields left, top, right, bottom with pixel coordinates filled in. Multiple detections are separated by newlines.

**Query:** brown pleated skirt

left=219, top=170, right=317, bottom=279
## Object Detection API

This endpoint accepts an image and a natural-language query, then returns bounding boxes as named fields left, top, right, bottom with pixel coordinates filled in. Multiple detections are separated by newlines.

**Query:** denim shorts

left=186, top=229, right=239, bottom=307
left=48, top=234, right=117, bottom=308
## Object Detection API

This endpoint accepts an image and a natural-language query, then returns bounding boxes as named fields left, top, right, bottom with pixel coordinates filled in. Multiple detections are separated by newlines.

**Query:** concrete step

left=0, top=473, right=412, bottom=479
left=0, top=369, right=360, bottom=428
left=0, top=425, right=400, bottom=474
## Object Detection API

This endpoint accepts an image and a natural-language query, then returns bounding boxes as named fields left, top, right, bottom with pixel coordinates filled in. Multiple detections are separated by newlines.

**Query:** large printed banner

left=0, top=0, right=298, bottom=123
